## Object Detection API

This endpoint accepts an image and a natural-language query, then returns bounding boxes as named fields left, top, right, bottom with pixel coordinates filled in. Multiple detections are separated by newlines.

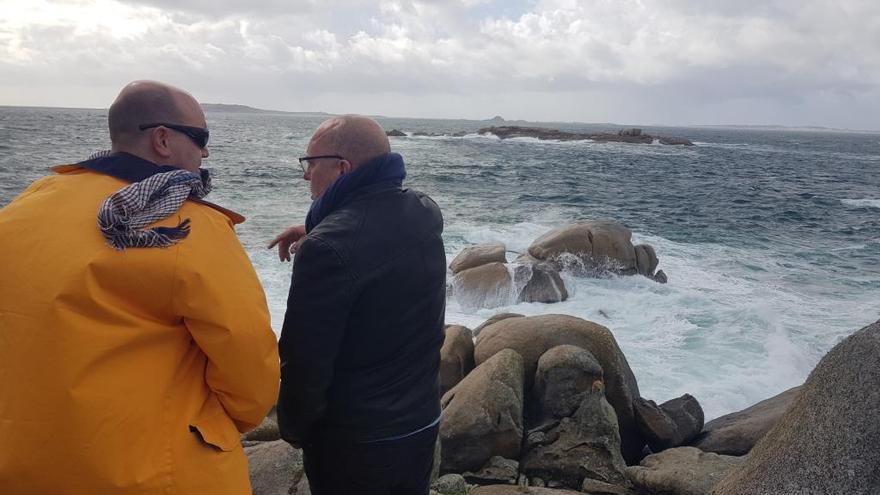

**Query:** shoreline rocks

left=440, top=348, right=525, bottom=473
left=474, top=315, right=645, bottom=464
left=689, top=386, right=801, bottom=456
left=627, top=447, right=745, bottom=495
left=242, top=318, right=880, bottom=495
left=634, top=394, right=704, bottom=453
left=711, top=319, right=880, bottom=495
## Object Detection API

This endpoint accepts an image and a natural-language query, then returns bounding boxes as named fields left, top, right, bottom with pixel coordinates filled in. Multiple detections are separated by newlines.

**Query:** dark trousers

left=303, top=424, right=438, bottom=495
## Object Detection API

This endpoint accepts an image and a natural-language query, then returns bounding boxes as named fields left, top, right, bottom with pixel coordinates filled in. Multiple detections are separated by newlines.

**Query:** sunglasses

left=297, top=154, right=346, bottom=174
left=139, top=123, right=209, bottom=149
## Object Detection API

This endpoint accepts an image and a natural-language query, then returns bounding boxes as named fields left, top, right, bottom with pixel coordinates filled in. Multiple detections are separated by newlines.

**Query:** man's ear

left=150, top=127, right=173, bottom=158
left=339, top=159, right=352, bottom=175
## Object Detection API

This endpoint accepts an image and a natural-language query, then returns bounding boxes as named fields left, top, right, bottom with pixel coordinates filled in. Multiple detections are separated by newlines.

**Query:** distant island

left=384, top=126, right=694, bottom=145
left=201, top=103, right=330, bottom=117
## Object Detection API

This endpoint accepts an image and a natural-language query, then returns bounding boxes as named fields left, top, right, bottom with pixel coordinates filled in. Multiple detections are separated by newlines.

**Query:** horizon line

left=2, top=103, right=877, bottom=134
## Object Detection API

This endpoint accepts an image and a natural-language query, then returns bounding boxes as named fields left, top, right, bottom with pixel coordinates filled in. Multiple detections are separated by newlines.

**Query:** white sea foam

left=841, top=198, right=880, bottom=209
left=441, top=222, right=874, bottom=420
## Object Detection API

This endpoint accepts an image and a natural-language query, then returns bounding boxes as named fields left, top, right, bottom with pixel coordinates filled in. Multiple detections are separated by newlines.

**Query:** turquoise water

left=2, top=106, right=878, bottom=419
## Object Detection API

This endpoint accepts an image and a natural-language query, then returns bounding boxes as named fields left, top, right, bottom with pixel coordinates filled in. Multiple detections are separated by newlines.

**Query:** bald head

left=309, top=115, right=391, bottom=168
left=108, top=80, right=199, bottom=147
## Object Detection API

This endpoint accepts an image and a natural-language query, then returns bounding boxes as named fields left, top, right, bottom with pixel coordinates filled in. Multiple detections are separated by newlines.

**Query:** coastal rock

left=479, top=126, right=585, bottom=141
left=432, top=435, right=442, bottom=484
left=627, top=447, right=744, bottom=495
left=522, top=347, right=630, bottom=489
left=440, top=349, right=525, bottom=473
left=450, top=243, right=507, bottom=274
left=470, top=486, right=583, bottom=495
left=581, top=478, right=641, bottom=494
left=476, top=126, right=693, bottom=146
left=658, top=136, right=694, bottom=146
left=633, top=244, right=659, bottom=277
left=514, top=259, right=568, bottom=304
left=531, top=345, right=604, bottom=421
left=690, top=386, right=801, bottom=455
left=451, top=262, right=513, bottom=309
left=242, top=415, right=281, bottom=442
left=386, top=129, right=406, bottom=136
left=474, top=314, right=644, bottom=464
left=528, top=222, right=638, bottom=276
left=712, top=320, right=880, bottom=495
left=464, top=456, right=520, bottom=485
left=473, top=313, right=525, bottom=338
left=433, top=473, right=468, bottom=495
left=634, top=394, right=704, bottom=452
left=245, top=440, right=304, bottom=495
left=652, top=269, right=668, bottom=284
left=440, top=325, right=476, bottom=396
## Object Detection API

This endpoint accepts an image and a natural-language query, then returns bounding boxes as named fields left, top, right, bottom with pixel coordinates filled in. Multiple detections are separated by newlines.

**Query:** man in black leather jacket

left=271, top=115, right=446, bottom=495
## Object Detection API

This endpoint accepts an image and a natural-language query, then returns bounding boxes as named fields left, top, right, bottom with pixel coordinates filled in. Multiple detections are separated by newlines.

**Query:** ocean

left=2, top=106, right=878, bottom=420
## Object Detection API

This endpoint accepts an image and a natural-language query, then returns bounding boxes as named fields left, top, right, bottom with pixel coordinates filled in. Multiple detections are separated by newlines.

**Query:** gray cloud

left=2, top=0, right=879, bottom=129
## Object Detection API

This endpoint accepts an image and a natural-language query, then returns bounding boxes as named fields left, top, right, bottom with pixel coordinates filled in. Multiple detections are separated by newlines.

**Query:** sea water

left=2, top=107, right=878, bottom=420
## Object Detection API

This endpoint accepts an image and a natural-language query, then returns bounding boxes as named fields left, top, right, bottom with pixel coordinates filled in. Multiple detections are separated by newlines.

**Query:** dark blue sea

left=2, top=106, right=878, bottom=419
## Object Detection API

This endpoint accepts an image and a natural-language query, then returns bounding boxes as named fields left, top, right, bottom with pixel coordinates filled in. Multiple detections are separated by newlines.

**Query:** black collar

left=76, top=151, right=208, bottom=184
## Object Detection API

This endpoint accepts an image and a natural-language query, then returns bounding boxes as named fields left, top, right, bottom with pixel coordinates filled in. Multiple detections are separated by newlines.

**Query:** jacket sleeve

left=277, top=235, right=356, bottom=446
left=172, top=212, right=281, bottom=433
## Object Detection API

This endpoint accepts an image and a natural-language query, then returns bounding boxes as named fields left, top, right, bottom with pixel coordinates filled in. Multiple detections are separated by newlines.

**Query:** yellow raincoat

left=0, top=164, right=280, bottom=494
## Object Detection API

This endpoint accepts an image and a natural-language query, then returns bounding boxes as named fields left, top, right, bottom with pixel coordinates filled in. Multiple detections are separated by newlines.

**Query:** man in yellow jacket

left=0, top=81, right=280, bottom=494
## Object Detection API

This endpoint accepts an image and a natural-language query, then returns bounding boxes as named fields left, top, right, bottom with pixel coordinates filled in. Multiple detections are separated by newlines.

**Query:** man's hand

left=267, top=224, right=306, bottom=262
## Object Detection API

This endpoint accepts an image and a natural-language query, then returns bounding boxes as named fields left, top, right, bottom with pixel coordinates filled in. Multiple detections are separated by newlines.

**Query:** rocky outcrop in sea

left=449, top=221, right=666, bottom=310
left=385, top=126, right=694, bottom=145
left=477, top=126, right=694, bottom=146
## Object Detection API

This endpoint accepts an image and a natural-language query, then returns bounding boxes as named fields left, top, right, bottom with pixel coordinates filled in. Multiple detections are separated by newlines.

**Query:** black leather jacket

left=277, top=182, right=446, bottom=445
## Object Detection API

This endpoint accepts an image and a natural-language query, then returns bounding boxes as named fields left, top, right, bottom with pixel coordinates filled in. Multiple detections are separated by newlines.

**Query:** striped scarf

left=97, top=168, right=212, bottom=250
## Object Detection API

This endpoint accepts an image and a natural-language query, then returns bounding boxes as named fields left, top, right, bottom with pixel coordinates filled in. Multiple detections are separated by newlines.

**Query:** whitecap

left=841, top=198, right=880, bottom=209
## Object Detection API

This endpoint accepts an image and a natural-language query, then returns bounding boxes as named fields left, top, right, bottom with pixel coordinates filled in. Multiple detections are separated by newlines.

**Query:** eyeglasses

left=297, top=154, right=346, bottom=174
left=139, top=123, right=210, bottom=149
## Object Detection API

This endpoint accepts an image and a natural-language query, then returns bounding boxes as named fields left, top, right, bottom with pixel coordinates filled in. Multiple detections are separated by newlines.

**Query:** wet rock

left=652, top=270, right=668, bottom=284
left=633, top=244, right=659, bottom=277
left=386, top=129, right=406, bottom=136
left=627, top=447, right=744, bottom=495
left=451, top=243, right=507, bottom=274
left=474, top=314, right=644, bottom=463
left=451, top=262, right=513, bottom=309
left=690, top=386, right=800, bottom=456
left=712, top=320, right=880, bottom=495
left=440, top=325, right=475, bottom=396
left=528, top=222, right=638, bottom=276
left=440, top=349, right=525, bottom=473
left=634, top=394, right=704, bottom=452
left=514, top=260, right=568, bottom=304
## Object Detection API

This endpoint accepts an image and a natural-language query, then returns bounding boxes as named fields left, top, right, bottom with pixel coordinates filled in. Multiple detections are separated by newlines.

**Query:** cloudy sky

left=2, top=0, right=879, bottom=129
